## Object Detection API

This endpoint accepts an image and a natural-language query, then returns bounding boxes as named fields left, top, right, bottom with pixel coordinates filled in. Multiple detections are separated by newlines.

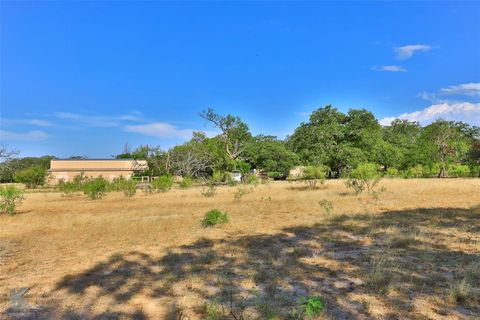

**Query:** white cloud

left=439, top=83, right=480, bottom=97
left=124, top=122, right=198, bottom=140
left=28, top=119, right=53, bottom=127
left=379, top=102, right=480, bottom=126
left=54, top=112, right=142, bottom=127
left=395, top=44, right=432, bottom=60
left=371, top=65, right=406, bottom=72
left=0, top=130, right=49, bottom=141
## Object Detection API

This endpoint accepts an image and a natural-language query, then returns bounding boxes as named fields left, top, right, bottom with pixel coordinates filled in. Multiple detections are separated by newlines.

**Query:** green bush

left=152, top=175, right=174, bottom=193
left=301, top=165, right=327, bottom=189
left=0, top=185, right=25, bottom=215
left=385, top=168, right=399, bottom=177
left=202, top=209, right=229, bottom=227
left=346, top=163, right=381, bottom=195
left=83, top=177, right=108, bottom=200
left=299, top=296, right=326, bottom=318
left=58, top=180, right=81, bottom=196
left=14, top=166, right=46, bottom=188
left=179, top=177, right=193, bottom=189
left=243, top=173, right=259, bottom=185
left=448, top=164, right=470, bottom=178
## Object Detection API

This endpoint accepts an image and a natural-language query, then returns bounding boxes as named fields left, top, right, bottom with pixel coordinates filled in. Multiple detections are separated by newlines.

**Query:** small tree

left=83, top=177, right=108, bottom=200
left=346, top=163, right=381, bottom=195
left=0, top=185, right=25, bottom=215
left=301, top=165, right=328, bottom=189
left=14, top=166, right=46, bottom=188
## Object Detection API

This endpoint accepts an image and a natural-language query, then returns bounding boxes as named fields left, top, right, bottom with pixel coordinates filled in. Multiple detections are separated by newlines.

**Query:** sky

left=1, top=1, right=479, bottom=158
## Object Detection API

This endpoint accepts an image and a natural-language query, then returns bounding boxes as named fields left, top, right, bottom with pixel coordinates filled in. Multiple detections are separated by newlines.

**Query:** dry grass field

left=1, top=179, right=479, bottom=319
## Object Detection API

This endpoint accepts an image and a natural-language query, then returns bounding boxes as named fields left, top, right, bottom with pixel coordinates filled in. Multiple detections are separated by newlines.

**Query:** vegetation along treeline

left=1, top=105, right=479, bottom=188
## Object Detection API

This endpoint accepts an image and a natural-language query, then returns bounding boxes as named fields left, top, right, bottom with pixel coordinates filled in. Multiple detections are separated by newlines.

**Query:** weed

left=200, top=184, right=216, bottom=197
left=365, top=256, right=392, bottom=294
left=319, top=199, right=333, bottom=215
left=234, top=186, right=252, bottom=202
left=299, top=296, right=326, bottom=318
left=204, top=300, right=222, bottom=320
left=179, top=177, right=193, bottom=189
left=122, top=180, right=137, bottom=197
left=448, top=278, right=473, bottom=304
left=0, top=185, right=25, bottom=215
left=202, top=209, right=229, bottom=227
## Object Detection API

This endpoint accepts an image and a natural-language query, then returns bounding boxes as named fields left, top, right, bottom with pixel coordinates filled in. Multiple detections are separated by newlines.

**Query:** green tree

left=200, top=108, right=252, bottom=162
left=14, top=166, right=47, bottom=188
left=419, top=120, right=471, bottom=177
left=244, top=136, right=299, bottom=177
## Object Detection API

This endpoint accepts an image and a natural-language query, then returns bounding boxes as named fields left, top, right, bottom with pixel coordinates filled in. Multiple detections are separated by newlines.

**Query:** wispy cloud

left=54, top=111, right=143, bottom=127
left=439, top=82, right=480, bottom=97
left=371, top=65, right=406, bottom=72
left=27, top=119, right=53, bottom=127
left=379, top=102, right=480, bottom=126
left=0, top=130, right=49, bottom=141
left=417, top=82, right=480, bottom=103
left=395, top=44, right=432, bottom=60
left=125, top=122, right=198, bottom=140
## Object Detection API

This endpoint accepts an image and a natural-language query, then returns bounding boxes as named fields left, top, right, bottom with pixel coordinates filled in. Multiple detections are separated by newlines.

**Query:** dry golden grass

left=1, top=179, right=479, bottom=319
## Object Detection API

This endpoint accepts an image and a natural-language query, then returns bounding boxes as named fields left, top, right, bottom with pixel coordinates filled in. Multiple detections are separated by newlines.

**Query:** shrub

left=404, top=164, right=423, bottom=179
left=202, top=209, right=229, bottom=227
left=385, top=168, right=399, bottom=177
left=179, top=177, right=193, bottom=189
left=301, top=165, right=327, bottom=189
left=299, top=296, right=326, bottom=318
left=152, top=175, right=174, bottom=193
left=0, top=185, right=25, bottom=215
left=58, top=180, right=80, bottom=196
left=83, top=177, right=108, bottom=200
left=14, top=166, right=46, bottom=188
left=448, top=164, right=470, bottom=178
left=346, top=163, right=381, bottom=195
left=243, top=173, right=259, bottom=185
left=122, top=179, right=137, bottom=197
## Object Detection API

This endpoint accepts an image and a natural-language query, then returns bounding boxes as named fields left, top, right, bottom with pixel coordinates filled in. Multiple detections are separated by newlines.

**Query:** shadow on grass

left=9, top=206, right=480, bottom=319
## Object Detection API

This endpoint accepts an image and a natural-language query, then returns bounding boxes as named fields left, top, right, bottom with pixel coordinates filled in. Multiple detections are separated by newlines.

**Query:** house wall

left=48, top=159, right=148, bottom=184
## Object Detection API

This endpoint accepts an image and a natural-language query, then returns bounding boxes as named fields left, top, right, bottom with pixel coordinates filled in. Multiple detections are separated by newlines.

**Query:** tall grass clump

left=83, top=177, right=108, bottom=200
left=0, top=185, right=25, bottom=215
left=346, top=163, right=381, bottom=195
left=202, top=209, right=229, bottom=227
left=122, top=179, right=137, bottom=197
left=152, top=175, right=174, bottom=193
left=179, top=177, right=193, bottom=189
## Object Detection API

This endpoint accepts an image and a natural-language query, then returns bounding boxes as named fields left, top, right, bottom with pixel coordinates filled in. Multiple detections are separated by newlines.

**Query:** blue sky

left=1, top=1, right=479, bottom=157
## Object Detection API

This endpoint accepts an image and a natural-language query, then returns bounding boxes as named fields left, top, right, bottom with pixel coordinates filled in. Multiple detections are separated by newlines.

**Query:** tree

left=419, top=120, right=470, bottom=177
left=286, top=105, right=346, bottom=171
left=14, top=166, right=47, bottom=188
left=0, top=144, right=20, bottom=183
left=382, top=119, right=422, bottom=169
left=200, top=108, right=252, bottom=161
left=244, top=136, right=299, bottom=177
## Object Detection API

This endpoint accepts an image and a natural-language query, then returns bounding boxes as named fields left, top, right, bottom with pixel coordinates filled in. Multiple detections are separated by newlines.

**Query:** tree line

left=1, top=105, right=479, bottom=187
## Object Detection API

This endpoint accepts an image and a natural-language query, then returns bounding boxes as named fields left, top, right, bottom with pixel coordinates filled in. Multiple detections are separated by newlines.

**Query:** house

left=48, top=159, right=148, bottom=184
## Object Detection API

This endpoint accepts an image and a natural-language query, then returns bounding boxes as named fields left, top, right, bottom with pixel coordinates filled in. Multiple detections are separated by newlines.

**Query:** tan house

left=48, top=159, right=148, bottom=184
